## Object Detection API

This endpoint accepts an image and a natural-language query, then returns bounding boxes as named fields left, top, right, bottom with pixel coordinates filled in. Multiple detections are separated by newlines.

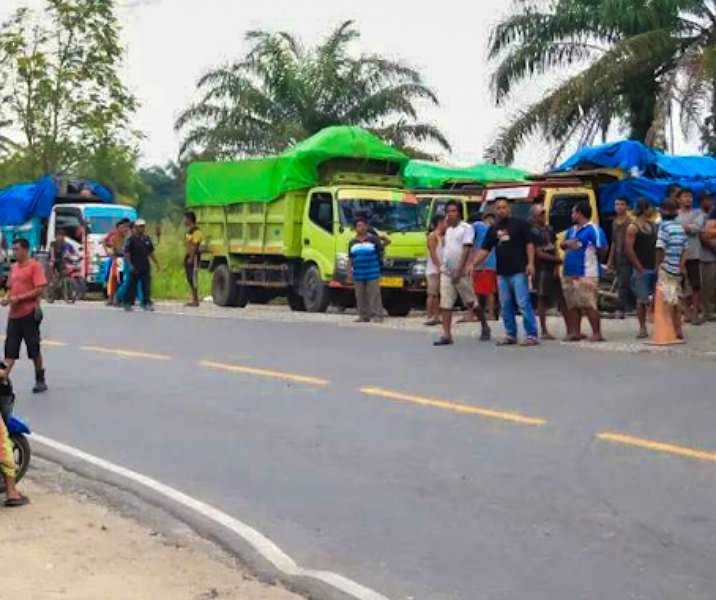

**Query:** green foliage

left=137, top=163, right=185, bottom=222
left=0, top=0, right=138, bottom=182
left=488, top=0, right=716, bottom=163
left=176, top=21, right=450, bottom=160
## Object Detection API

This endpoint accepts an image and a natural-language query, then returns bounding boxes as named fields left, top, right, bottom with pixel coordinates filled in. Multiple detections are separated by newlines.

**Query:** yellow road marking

left=81, top=346, right=172, bottom=361
left=200, top=360, right=329, bottom=386
left=44, top=340, right=68, bottom=347
left=597, top=432, right=716, bottom=463
left=361, top=387, right=546, bottom=426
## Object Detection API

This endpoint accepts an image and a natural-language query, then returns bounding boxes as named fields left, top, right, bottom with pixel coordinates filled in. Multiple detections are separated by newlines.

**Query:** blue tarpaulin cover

left=598, top=177, right=716, bottom=213
left=0, top=175, right=57, bottom=226
left=0, top=175, right=114, bottom=225
left=557, top=140, right=716, bottom=179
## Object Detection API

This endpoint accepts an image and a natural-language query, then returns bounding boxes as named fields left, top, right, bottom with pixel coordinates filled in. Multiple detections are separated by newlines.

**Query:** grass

left=151, top=220, right=212, bottom=301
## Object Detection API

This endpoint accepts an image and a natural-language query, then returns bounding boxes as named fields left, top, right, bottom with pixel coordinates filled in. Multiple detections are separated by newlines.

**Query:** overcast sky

left=1, top=0, right=698, bottom=171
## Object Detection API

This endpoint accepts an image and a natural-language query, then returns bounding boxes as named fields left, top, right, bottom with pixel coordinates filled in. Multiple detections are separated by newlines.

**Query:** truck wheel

left=287, top=289, right=306, bottom=312
left=235, top=283, right=249, bottom=308
left=384, top=293, right=412, bottom=317
left=301, top=265, right=330, bottom=313
left=212, top=264, right=239, bottom=307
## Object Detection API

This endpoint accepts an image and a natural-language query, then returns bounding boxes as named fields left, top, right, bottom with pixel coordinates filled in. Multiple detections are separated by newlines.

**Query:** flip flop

left=496, top=337, right=517, bottom=347
left=5, top=494, right=30, bottom=508
left=433, top=337, right=454, bottom=347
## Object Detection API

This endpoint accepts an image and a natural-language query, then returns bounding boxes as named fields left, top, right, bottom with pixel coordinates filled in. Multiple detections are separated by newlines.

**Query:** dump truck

left=403, top=160, right=529, bottom=227
left=186, top=127, right=429, bottom=316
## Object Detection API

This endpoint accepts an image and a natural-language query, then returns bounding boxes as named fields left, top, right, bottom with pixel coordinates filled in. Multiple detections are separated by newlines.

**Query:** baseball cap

left=135, top=218, right=147, bottom=226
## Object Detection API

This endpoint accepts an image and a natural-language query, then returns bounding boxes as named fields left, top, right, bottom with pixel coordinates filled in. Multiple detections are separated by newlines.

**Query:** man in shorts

left=471, top=211, right=497, bottom=321
left=433, top=201, right=490, bottom=346
left=561, top=201, right=608, bottom=342
left=656, top=199, right=688, bottom=340
left=677, top=188, right=705, bottom=324
left=607, top=197, right=634, bottom=318
left=530, top=204, right=566, bottom=340
left=425, top=214, right=446, bottom=326
left=2, top=238, right=48, bottom=392
left=183, top=211, right=203, bottom=307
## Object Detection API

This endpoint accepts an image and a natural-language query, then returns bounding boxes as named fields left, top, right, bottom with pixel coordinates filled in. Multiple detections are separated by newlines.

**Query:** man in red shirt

left=2, top=238, right=48, bottom=392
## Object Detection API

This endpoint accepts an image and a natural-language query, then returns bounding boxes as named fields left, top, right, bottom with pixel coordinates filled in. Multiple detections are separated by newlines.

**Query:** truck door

left=303, top=191, right=336, bottom=279
left=547, top=191, right=593, bottom=236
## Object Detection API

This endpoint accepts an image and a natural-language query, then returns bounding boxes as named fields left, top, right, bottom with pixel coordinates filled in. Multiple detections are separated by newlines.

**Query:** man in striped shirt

left=656, top=198, right=688, bottom=340
left=348, top=216, right=387, bottom=323
left=561, top=201, right=608, bottom=342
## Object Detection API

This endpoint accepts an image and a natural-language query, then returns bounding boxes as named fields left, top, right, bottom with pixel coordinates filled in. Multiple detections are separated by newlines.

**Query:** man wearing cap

left=123, top=219, right=160, bottom=312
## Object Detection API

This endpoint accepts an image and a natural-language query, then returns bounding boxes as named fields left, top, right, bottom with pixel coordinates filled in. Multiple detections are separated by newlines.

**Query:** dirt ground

left=0, top=465, right=302, bottom=600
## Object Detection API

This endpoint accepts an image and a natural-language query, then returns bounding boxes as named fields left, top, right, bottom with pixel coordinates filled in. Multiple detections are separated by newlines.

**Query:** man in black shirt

left=474, top=198, right=538, bottom=346
left=124, top=219, right=160, bottom=311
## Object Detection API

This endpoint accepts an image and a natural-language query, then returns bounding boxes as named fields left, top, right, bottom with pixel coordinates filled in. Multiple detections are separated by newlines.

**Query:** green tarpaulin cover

left=186, top=126, right=409, bottom=207
left=404, top=160, right=529, bottom=189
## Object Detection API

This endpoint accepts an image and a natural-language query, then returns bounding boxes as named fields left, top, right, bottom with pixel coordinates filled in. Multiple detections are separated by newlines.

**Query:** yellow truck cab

left=481, top=169, right=625, bottom=242
left=416, top=186, right=485, bottom=226
left=187, top=127, right=428, bottom=316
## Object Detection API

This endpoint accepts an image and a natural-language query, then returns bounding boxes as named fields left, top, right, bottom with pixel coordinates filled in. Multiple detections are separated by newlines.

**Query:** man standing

left=425, top=214, right=446, bottom=326
left=184, top=211, right=203, bottom=307
left=530, top=204, right=566, bottom=340
left=625, top=199, right=657, bottom=339
left=434, top=201, right=490, bottom=346
left=2, top=238, right=48, bottom=392
left=607, top=197, right=634, bottom=318
left=472, top=211, right=498, bottom=321
left=561, top=202, right=608, bottom=342
left=656, top=199, right=688, bottom=340
left=124, top=219, right=160, bottom=312
left=699, top=193, right=716, bottom=320
left=474, top=198, right=538, bottom=347
left=49, top=229, right=77, bottom=281
left=677, top=189, right=705, bottom=325
left=348, top=216, right=385, bottom=323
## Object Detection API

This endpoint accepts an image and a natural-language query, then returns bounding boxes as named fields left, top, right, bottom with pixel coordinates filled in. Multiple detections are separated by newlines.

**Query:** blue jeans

left=498, top=273, right=538, bottom=339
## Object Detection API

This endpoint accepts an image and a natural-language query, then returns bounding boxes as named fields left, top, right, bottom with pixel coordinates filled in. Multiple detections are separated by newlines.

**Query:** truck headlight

left=411, top=260, right=427, bottom=277
left=335, top=253, right=349, bottom=274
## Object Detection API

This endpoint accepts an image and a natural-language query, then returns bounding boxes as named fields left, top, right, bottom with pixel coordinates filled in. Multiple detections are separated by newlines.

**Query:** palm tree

left=176, top=21, right=450, bottom=159
left=486, top=0, right=711, bottom=164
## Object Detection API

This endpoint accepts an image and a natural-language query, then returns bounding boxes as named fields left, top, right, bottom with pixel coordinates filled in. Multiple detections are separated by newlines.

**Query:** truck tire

left=301, top=265, right=330, bottom=313
left=235, top=283, right=249, bottom=308
left=212, top=264, right=240, bottom=307
left=384, top=292, right=412, bottom=317
left=287, top=289, right=306, bottom=312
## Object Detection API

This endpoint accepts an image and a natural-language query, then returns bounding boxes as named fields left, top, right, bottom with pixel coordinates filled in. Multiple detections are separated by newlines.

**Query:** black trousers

left=126, top=270, right=152, bottom=306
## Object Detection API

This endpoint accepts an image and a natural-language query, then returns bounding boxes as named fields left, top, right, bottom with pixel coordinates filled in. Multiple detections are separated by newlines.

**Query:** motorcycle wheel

left=0, top=433, right=31, bottom=492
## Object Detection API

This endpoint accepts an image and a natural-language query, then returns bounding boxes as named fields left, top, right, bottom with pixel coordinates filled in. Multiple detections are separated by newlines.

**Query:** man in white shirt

left=434, top=201, right=490, bottom=346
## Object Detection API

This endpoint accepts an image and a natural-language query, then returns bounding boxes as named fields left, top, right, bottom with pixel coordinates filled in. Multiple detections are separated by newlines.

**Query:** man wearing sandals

left=561, top=202, right=608, bottom=343
left=433, top=201, right=491, bottom=346
left=474, top=198, right=538, bottom=347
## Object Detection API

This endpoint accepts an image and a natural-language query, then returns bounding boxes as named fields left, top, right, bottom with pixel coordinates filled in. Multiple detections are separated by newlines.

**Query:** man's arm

left=526, top=243, right=535, bottom=278
left=607, top=221, right=617, bottom=268
left=625, top=224, right=644, bottom=274
left=453, top=245, right=472, bottom=283
left=150, top=251, right=161, bottom=272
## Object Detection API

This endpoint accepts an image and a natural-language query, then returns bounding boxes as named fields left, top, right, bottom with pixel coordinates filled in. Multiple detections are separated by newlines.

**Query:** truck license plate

left=380, top=277, right=404, bottom=288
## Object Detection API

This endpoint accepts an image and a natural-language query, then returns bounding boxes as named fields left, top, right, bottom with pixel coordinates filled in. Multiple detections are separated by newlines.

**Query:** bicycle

left=46, top=258, right=81, bottom=304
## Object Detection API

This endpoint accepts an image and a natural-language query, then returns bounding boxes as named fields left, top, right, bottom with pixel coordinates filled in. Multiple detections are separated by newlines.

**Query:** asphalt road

left=13, top=305, right=716, bottom=600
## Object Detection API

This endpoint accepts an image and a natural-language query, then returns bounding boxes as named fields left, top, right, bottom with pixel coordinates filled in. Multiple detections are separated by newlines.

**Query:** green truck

left=186, top=127, right=428, bottom=316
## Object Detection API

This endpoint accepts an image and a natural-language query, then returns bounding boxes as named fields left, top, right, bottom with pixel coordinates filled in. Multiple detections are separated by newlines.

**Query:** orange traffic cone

left=646, top=288, right=685, bottom=346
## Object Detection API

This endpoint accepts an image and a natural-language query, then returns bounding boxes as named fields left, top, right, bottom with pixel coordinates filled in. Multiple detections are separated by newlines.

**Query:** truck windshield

left=338, top=200, right=424, bottom=233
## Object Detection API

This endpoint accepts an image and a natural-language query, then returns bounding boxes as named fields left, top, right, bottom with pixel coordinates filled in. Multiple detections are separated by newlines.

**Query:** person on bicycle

left=49, top=230, right=77, bottom=280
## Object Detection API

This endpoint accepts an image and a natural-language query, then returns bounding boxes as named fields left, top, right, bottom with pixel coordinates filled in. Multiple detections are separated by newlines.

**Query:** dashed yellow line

left=81, top=345, right=172, bottom=361
left=43, top=340, right=68, bottom=347
left=200, top=360, right=330, bottom=386
left=597, top=432, right=716, bottom=464
left=361, top=387, right=547, bottom=426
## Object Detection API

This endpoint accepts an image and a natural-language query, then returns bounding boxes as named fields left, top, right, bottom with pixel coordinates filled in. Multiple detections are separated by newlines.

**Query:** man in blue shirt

left=561, top=201, right=608, bottom=342
left=348, top=216, right=386, bottom=323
